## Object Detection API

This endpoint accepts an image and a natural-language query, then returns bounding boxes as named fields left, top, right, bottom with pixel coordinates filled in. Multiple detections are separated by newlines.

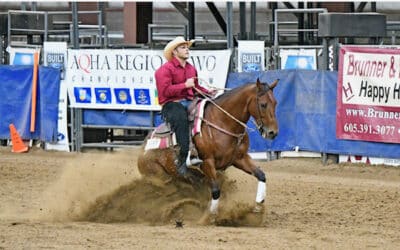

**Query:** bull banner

left=337, top=46, right=400, bottom=143
left=66, top=49, right=231, bottom=110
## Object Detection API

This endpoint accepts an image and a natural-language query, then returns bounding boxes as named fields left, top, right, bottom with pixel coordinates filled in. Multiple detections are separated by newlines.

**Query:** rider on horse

left=155, top=36, right=216, bottom=177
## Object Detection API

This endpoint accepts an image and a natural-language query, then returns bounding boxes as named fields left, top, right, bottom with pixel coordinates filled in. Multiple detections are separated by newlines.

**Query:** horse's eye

left=260, top=103, right=267, bottom=109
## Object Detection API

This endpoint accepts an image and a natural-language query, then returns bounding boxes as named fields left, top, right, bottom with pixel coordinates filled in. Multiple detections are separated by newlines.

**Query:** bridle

left=254, top=83, right=272, bottom=135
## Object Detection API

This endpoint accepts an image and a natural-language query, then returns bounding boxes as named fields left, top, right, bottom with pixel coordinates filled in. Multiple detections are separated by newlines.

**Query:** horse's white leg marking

left=255, top=181, right=266, bottom=203
left=209, top=198, right=219, bottom=214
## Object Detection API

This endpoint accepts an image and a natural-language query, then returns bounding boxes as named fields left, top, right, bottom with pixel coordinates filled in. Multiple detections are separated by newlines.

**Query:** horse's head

left=253, top=78, right=279, bottom=139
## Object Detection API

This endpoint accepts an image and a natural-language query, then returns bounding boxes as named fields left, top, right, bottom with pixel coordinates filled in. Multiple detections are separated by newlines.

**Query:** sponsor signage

left=337, top=46, right=400, bottom=143
left=66, top=49, right=231, bottom=110
left=238, top=40, right=265, bottom=72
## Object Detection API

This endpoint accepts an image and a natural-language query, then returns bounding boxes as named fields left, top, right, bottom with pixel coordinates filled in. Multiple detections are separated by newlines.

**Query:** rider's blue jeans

left=161, top=100, right=192, bottom=165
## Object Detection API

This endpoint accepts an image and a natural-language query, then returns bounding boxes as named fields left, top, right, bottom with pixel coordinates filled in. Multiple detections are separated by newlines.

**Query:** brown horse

left=138, top=78, right=279, bottom=215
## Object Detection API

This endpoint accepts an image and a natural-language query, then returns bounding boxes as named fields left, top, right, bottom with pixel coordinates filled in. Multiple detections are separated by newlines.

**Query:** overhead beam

left=283, top=2, right=300, bottom=19
left=171, top=2, right=188, bottom=19
left=206, top=2, right=227, bottom=35
left=206, top=2, right=237, bottom=46
left=356, top=2, right=367, bottom=12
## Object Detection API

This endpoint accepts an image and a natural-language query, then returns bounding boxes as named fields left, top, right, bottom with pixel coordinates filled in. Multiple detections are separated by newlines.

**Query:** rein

left=193, top=85, right=249, bottom=130
left=194, top=78, right=268, bottom=134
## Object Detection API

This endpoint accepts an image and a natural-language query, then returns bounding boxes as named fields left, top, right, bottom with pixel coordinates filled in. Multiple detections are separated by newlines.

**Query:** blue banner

left=0, top=65, right=60, bottom=142
left=226, top=70, right=399, bottom=159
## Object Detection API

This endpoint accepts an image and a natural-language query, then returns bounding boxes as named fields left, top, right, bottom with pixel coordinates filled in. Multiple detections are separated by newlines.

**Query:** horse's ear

left=269, top=79, right=279, bottom=90
left=256, top=78, right=262, bottom=89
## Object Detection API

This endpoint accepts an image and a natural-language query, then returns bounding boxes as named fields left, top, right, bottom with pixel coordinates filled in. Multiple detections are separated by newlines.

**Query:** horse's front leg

left=233, top=154, right=266, bottom=212
left=201, top=158, right=220, bottom=215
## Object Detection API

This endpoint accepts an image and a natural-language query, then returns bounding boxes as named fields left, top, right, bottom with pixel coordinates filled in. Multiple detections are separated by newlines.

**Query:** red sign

left=337, top=46, right=400, bottom=143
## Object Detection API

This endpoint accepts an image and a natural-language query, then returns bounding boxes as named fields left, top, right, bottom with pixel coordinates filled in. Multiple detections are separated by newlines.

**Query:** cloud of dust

left=33, top=150, right=141, bottom=222
left=32, top=149, right=268, bottom=226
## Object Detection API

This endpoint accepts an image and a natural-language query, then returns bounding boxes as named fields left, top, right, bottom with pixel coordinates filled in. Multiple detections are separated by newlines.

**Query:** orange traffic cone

left=9, top=124, right=29, bottom=153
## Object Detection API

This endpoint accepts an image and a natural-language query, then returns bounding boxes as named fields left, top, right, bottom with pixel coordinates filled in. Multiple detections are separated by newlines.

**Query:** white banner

left=66, top=49, right=231, bottom=110
left=337, top=46, right=400, bottom=144
left=237, top=40, right=265, bottom=72
left=280, top=49, right=317, bottom=70
left=43, top=42, right=70, bottom=152
left=341, top=50, right=400, bottom=107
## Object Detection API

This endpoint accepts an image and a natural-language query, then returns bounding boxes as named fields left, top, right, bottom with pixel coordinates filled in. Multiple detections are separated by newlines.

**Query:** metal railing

left=273, top=8, right=328, bottom=48
left=148, top=24, right=187, bottom=45
left=7, top=10, right=106, bottom=48
left=387, top=21, right=400, bottom=45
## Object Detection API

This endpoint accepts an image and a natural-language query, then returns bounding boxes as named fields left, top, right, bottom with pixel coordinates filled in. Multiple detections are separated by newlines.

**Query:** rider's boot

left=175, top=154, right=188, bottom=177
left=177, top=160, right=188, bottom=176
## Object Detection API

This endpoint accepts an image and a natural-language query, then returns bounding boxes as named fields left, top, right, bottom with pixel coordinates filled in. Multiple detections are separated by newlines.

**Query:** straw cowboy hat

left=163, top=36, right=195, bottom=61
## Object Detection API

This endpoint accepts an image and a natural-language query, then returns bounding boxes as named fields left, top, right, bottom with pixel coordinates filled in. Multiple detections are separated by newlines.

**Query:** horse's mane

left=213, top=83, right=254, bottom=104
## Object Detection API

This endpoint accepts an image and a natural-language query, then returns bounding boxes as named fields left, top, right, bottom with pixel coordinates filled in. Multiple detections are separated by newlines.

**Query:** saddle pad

left=192, top=99, right=207, bottom=136
left=144, top=133, right=177, bottom=151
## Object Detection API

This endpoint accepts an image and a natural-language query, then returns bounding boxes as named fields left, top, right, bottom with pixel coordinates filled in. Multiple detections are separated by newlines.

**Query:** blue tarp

left=0, top=65, right=60, bottom=142
left=226, top=70, right=399, bottom=159
left=83, top=109, right=162, bottom=128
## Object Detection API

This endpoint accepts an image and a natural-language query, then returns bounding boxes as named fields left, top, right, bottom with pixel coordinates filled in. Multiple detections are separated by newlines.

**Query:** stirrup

left=186, top=153, right=203, bottom=167
left=190, top=158, right=203, bottom=166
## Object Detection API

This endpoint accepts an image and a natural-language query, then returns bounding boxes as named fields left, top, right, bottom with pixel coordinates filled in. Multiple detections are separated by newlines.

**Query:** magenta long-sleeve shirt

left=155, top=57, right=209, bottom=105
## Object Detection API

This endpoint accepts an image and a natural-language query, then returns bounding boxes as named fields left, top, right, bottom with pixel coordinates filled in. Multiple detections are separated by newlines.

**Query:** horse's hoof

left=253, top=202, right=264, bottom=213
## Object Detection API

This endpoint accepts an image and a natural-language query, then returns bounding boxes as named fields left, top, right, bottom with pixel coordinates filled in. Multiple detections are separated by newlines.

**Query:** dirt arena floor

left=0, top=146, right=399, bottom=249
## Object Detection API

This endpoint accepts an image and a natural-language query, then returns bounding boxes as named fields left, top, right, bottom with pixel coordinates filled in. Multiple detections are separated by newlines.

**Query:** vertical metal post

left=70, top=102, right=75, bottom=152
left=0, top=35, right=3, bottom=64
left=239, top=2, right=246, bottom=40
left=188, top=2, right=195, bottom=39
left=298, top=2, right=304, bottom=45
left=31, top=2, right=37, bottom=11
left=322, top=37, right=328, bottom=70
left=250, top=2, right=256, bottom=40
left=333, top=37, right=339, bottom=71
left=71, top=2, right=82, bottom=151
left=226, top=2, right=233, bottom=49
left=270, top=2, right=277, bottom=45
left=98, top=2, right=104, bottom=47
left=371, top=2, right=377, bottom=12
left=7, top=11, right=11, bottom=47
left=307, top=2, right=313, bottom=43
left=72, top=2, right=80, bottom=49
left=226, top=2, right=234, bottom=72
left=273, top=9, right=278, bottom=48
left=274, top=9, right=279, bottom=69
left=44, top=12, right=48, bottom=42
left=20, top=2, right=27, bottom=11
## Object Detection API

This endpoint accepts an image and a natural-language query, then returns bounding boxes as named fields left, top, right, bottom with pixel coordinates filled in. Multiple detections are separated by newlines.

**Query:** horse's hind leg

left=233, top=154, right=266, bottom=212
